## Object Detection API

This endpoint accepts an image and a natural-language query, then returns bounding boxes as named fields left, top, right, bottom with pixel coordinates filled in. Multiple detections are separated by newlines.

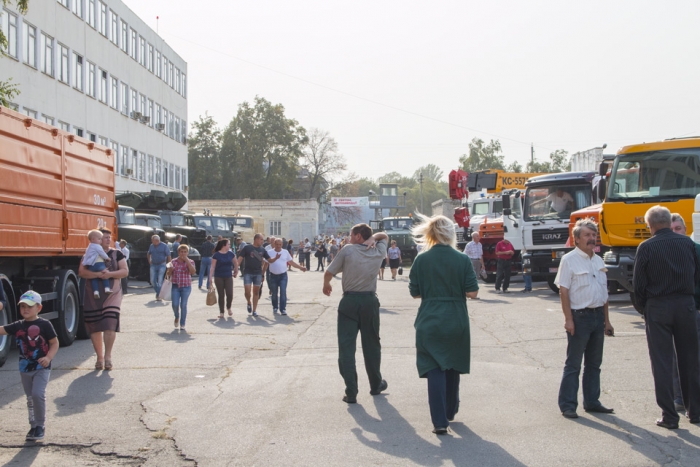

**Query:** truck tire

left=547, top=277, right=560, bottom=294
left=53, top=281, right=79, bottom=347
left=630, top=292, right=643, bottom=315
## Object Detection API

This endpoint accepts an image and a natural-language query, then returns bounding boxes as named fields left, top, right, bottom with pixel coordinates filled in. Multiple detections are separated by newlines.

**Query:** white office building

left=0, top=0, right=188, bottom=194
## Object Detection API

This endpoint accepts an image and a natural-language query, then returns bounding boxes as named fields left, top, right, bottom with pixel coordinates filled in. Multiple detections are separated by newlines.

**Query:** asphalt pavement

left=1, top=268, right=699, bottom=466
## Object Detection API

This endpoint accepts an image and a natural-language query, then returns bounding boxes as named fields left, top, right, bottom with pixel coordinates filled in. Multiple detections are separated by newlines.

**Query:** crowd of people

left=5, top=204, right=700, bottom=441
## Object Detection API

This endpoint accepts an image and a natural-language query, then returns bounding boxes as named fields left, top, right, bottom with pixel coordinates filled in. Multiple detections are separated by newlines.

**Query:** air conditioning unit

left=142, top=116, right=151, bottom=124
left=155, top=123, right=165, bottom=131
left=131, top=111, right=142, bottom=119
left=182, top=137, right=187, bottom=144
left=125, top=168, right=134, bottom=176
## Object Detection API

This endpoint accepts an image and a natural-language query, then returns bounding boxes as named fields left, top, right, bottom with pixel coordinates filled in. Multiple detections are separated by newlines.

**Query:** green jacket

left=409, top=244, right=479, bottom=377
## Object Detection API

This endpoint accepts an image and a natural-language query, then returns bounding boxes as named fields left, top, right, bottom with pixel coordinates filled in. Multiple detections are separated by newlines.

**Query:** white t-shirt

left=546, top=191, right=574, bottom=212
left=554, top=247, right=608, bottom=309
left=267, top=249, right=293, bottom=275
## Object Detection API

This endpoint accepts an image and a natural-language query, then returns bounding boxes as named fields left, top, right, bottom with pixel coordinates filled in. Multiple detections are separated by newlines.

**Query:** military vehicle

left=134, top=213, right=201, bottom=269
left=369, top=216, right=418, bottom=262
left=116, top=205, right=165, bottom=281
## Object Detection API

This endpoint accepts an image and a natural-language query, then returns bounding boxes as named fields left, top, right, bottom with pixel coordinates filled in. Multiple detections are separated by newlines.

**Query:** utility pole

left=531, top=143, right=534, bottom=165
left=419, top=172, right=424, bottom=213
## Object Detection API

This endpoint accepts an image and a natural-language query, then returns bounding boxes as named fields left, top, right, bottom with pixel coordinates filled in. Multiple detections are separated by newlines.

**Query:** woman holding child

left=78, top=229, right=129, bottom=371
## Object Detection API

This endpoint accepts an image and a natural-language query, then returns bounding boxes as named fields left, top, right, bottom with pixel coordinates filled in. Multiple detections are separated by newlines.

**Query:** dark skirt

left=389, top=258, right=401, bottom=269
left=380, top=259, right=387, bottom=269
left=83, top=250, right=122, bottom=333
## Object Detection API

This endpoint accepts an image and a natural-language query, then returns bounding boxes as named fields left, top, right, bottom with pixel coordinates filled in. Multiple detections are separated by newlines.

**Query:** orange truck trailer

left=0, top=106, right=117, bottom=366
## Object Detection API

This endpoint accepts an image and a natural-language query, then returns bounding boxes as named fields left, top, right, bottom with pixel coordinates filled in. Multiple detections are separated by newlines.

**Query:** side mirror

left=599, top=162, right=607, bottom=176
left=598, top=179, right=607, bottom=201
left=504, top=208, right=512, bottom=217
left=502, top=193, right=511, bottom=210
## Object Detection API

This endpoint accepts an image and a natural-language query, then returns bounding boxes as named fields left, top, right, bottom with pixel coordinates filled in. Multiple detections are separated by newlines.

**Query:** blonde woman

left=409, top=214, right=479, bottom=435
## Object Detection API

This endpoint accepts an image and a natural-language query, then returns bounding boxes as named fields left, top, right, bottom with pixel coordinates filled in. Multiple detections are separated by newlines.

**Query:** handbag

left=398, top=266, right=403, bottom=276
left=158, top=278, right=172, bottom=301
left=206, top=287, right=217, bottom=306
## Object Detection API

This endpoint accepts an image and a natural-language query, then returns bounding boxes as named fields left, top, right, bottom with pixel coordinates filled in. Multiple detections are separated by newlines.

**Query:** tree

left=219, top=96, right=307, bottom=199
left=525, top=149, right=570, bottom=173
left=0, top=1, right=28, bottom=107
left=459, top=138, right=506, bottom=172
left=413, top=164, right=444, bottom=183
left=187, top=114, right=222, bottom=199
left=300, top=128, right=347, bottom=201
left=507, top=161, right=523, bottom=173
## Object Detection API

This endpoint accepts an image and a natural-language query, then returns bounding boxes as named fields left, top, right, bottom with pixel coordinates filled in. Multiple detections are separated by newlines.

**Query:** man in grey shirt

left=323, top=223, right=389, bottom=404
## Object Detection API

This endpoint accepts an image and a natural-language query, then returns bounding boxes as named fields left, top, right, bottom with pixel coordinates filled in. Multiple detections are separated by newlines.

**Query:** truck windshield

left=119, top=209, right=135, bottom=225
left=161, top=213, right=185, bottom=226
left=136, top=217, right=162, bottom=229
left=607, top=149, right=700, bottom=201
left=231, top=217, right=252, bottom=228
left=524, top=184, right=591, bottom=221
left=383, top=218, right=413, bottom=230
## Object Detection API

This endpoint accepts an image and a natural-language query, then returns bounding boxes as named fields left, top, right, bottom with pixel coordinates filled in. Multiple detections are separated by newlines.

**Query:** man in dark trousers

left=323, top=223, right=389, bottom=404
left=634, top=205, right=700, bottom=429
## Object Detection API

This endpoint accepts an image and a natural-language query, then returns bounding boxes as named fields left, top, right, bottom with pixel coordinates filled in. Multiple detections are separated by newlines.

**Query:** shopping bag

left=158, top=279, right=172, bottom=301
left=206, top=288, right=217, bottom=306
left=398, top=266, right=403, bottom=276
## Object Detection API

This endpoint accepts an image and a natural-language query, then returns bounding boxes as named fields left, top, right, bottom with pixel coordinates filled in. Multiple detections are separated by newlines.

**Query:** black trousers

left=645, top=294, right=700, bottom=423
left=495, top=259, right=512, bottom=291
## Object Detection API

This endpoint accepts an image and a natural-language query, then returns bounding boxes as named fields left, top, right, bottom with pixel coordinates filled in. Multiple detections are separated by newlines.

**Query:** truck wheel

left=547, top=277, right=560, bottom=294
left=630, top=292, right=643, bottom=315
left=53, top=281, right=79, bottom=347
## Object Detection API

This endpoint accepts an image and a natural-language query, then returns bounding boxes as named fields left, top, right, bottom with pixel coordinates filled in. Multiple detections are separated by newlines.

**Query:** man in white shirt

left=554, top=219, right=614, bottom=419
left=546, top=188, right=574, bottom=213
left=464, top=233, right=485, bottom=280
left=267, top=238, right=306, bottom=315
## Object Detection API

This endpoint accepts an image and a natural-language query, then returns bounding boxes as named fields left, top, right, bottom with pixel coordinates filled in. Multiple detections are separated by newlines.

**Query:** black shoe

left=585, top=405, right=614, bottom=414
left=562, top=410, right=578, bottom=419
left=26, top=427, right=35, bottom=440
left=29, top=426, right=44, bottom=440
left=432, top=427, right=449, bottom=435
left=343, top=395, right=357, bottom=404
left=656, top=419, right=679, bottom=429
left=675, top=401, right=686, bottom=412
left=370, top=379, right=388, bottom=395
left=685, top=413, right=700, bottom=423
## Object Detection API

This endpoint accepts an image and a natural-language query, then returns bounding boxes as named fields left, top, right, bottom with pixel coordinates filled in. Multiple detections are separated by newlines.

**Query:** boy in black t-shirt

left=0, top=291, right=59, bottom=441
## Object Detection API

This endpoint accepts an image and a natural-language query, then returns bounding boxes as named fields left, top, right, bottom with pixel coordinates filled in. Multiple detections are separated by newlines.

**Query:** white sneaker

left=104, top=287, right=113, bottom=294
left=93, top=291, right=100, bottom=299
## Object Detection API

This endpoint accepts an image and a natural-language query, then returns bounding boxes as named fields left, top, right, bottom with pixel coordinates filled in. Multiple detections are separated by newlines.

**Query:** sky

left=124, top=0, right=700, bottom=182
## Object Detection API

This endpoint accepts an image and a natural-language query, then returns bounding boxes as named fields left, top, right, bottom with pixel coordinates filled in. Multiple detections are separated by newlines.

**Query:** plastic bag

left=158, top=279, right=172, bottom=301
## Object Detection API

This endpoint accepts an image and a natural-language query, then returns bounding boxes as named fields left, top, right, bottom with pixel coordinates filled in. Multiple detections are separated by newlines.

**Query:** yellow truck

left=598, top=137, right=700, bottom=310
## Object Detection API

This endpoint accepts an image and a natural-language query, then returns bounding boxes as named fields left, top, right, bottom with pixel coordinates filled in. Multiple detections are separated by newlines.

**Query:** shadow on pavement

left=54, top=371, right=114, bottom=417
left=347, top=396, right=525, bottom=466
left=158, top=330, right=195, bottom=342
left=379, top=307, right=399, bottom=315
left=576, top=414, right=700, bottom=463
left=6, top=445, right=40, bottom=465
left=207, top=318, right=244, bottom=329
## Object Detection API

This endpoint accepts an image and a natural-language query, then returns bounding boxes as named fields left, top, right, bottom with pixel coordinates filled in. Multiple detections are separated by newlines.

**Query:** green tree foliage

left=459, top=138, right=506, bottom=172
left=218, top=96, right=307, bottom=199
left=507, top=161, right=523, bottom=173
left=526, top=149, right=570, bottom=173
left=0, top=1, right=28, bottom=106
left=412, top=164, right=444, bottom=183
left=187, top=114, right=222, bottom=199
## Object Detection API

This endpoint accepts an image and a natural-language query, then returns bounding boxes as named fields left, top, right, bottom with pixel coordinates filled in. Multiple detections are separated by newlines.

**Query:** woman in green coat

left=409, top=214, right=479, bottom=434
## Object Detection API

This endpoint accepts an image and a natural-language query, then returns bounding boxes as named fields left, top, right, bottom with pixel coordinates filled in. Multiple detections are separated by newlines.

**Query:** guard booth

left=369, top=183, right=406, bottom=220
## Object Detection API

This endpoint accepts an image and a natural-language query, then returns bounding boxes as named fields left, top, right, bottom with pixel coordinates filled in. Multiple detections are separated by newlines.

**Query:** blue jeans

left=171, top=285, right=191, bottom=328
left=523, top=273, right=532, bottom=291
left=558, top=308, right=605, bottom=412
left=89, top=262, right=110, bottom=293
left=268, top=272, right=288, bottom=312
left=199, top=256, right=212, bottom=289
left=426, top=367, right=460, bottom=428
left=150, top=263, right=167, bottom=296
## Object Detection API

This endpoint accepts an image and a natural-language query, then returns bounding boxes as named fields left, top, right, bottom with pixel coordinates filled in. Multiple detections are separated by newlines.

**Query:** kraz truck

left=0, top=106, right=117, bottom=366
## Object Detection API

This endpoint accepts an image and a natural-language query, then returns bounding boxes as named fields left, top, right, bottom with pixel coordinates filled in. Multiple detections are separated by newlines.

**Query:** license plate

left=549, top=267, right=558, bottom=273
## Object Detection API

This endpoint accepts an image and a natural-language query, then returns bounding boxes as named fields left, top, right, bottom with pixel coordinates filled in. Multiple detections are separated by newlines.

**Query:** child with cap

left=0, top=291, right=59, bottom=441
left=83, top=229, right=112, bottom=299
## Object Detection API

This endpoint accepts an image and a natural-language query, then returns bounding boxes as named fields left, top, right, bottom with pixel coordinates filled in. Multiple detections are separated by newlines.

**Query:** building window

left=175, top=117, right=180, bottom=143
left=169, top=111, right=175, bottom=138
left=168, top=163, right=174, bottom=188
left=155, top=158, right=162, bottom=184
left=111, top=142, right=118, bottom=173
left=169, top=61, right=174, bottom=88
left=40, top=33, right=54, bottom=77
left=88, top=132, right=96, bottom=142
left=73, top=53, right=83, bottom=91
left=0, top=10, right=16, bottom=59
left=120, top=146, right=128, bottom=176
left=155, top=50, right=161, bottom=77
left=87, top=61, right=95, bottom=97
left=110, top=76, right=118, bottom=109
left=131, top=150, right=138, bottom=178
left=148, top=155, right=154, bottom=183
left=147, top=99, right=153, bottom=126
left=139, top=94, right=146, bottom=118
left=175, top=166, right=181, bottom=190
left=139, top=152, right=146, bottom=181
left=269, top=221, right=281, bottom=236
left=98, top=136, right=108, bottom=146
left=131, top=89, right=138, bottom=114
left=182, top=73, right=186, bottom=98
left=182, top=168, right=187, bottom=191
left=139, top=36, right=145, bottom=66
left=156, top=104, right=161, bottom=126
left=99, top=69, right=107, bottom=104
left=163, top=56, right=169, bottom=84
left=98, top=1, right=107, bottom=36
left=24, top=108, right=37, bottom=118
left=58, top=44, right=69, bottom=84
left=121, top=82, right=128, bottom=114
left=181, top=120, right=187, bottom=144
left=163, top=109, right=169, bottom=136
left=129, top=28, right=137, bottom=60
left=87, top=0, right=95, bottom=28
left=110, top=10, right=118, bottom=45
left=120, top=19, right=127, bottom=53
left=23, top=22, right=36, bottom=68
left=42, top=114, right=54, bottom=125
left=58, top=121, right=69, bottom=131
left=72, top=0, right=83, bottom=19
left=175, top=68, right=180, bottom=94
left=57, top=0, right=69, bottom=8
left=74, top=127, right=83, bottom=137
left=147, top=43, right=154, bottom=72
